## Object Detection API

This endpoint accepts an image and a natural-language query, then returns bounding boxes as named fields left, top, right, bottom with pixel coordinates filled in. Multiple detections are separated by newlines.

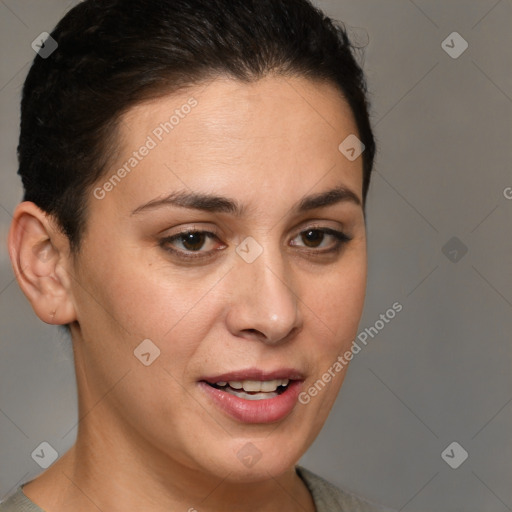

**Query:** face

left=70, top=75, right=367, bottom=481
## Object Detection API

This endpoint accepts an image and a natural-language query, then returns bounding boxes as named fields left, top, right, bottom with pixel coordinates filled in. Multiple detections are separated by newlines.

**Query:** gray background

left=1, top=1, right=511, bottom=510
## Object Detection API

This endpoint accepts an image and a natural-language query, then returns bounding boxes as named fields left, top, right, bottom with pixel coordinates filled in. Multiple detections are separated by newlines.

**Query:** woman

left=2, top=0, right=393, bottom=510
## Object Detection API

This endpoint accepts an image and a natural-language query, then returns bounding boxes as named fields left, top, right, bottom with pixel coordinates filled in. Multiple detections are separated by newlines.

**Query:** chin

left=201, top=433, right=305, bottom=483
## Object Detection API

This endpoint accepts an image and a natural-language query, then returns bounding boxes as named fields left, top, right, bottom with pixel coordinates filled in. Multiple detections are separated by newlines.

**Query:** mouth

left=199, top=369, right=304, bottom=424
left=205, top=378, right=291, bottom=400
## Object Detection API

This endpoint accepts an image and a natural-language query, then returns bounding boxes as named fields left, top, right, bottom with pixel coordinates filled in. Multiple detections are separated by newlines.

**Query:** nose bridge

left=228, top=236, right=302, bottom=343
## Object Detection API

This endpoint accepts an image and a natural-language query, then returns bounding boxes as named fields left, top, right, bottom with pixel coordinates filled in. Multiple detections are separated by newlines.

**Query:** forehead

left=100, top=75, right=363, bottom=214
left=120, top=75, right=359, bottom=153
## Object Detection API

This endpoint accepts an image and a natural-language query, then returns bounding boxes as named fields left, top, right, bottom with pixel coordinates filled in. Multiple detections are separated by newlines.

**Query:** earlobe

left=8, top=201, right=77, bottom=325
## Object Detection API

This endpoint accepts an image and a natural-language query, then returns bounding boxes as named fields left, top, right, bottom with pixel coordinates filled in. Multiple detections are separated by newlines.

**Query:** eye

left=160, top=230, right=225, bottom=259
left=290, top=227, right=351, bottom=253
left=159, top=226, right=351, bottom=262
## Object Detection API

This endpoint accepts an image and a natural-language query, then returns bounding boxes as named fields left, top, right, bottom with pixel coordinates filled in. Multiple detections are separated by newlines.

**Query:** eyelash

left=159, top=227, right=352, bottom=261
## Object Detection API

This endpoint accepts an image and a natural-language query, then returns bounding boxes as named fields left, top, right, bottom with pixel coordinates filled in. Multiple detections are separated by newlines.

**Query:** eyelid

left=159, top=224, right=351, bottom=262
left=291, top=219, right=351, bottom=240
left=163, top=229, right=222, bottom=245
left=289, top=226, right=351, bottom=249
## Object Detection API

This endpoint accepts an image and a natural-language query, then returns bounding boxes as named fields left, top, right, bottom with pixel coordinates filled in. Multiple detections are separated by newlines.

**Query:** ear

left=8, top=201, right=77, bottom=325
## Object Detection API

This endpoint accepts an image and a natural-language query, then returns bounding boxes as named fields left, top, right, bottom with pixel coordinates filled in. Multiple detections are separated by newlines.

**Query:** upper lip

left=200, top=367, right=305, bottom=383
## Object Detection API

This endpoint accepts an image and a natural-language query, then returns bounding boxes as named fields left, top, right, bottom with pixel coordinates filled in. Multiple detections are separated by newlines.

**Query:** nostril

left=242, top=328, right=263, bottom=337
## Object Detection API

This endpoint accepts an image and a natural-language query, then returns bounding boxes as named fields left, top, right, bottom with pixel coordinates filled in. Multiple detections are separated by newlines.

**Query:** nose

left=225, top=245, right=303, bottom=345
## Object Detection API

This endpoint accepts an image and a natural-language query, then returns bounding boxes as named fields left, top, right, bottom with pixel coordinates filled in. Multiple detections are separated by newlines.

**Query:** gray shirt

left=0, top=466, right=393, bottom=511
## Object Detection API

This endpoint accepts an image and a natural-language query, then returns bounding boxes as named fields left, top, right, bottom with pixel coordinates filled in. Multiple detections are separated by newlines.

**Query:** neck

left=22, top=413, right=315, bottom=512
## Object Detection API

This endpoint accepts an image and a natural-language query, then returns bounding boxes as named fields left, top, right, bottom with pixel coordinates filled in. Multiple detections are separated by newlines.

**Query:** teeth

left=214, top=379, right=290, bottom=393
left=265, top=379, right=289, bottom=391
left=241, top=380, right=265, bottom=392
left=225, top=388, right=278, bottom=400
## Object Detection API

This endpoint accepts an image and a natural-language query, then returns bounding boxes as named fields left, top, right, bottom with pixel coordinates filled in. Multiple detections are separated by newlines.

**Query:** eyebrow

left=131, top=185, right=361, bottom=217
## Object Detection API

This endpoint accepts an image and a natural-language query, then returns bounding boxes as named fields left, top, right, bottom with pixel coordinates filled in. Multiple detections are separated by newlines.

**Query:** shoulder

left=0, top=487, right=44, bottom=512
left=296, top=466, right=395, bottom=512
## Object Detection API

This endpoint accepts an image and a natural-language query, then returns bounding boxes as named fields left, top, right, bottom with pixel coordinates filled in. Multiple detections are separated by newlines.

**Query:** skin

left=9, top=75, right=367, bottom=512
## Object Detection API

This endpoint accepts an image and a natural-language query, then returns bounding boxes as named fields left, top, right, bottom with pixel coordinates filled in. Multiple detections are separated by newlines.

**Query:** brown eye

left=290, top=227, right=351, bottom=253
left=179, top=232, right=208, bottom=251
left=160, top=230, right=226, bottom=261
left=301, top=229, right=325, bottom=248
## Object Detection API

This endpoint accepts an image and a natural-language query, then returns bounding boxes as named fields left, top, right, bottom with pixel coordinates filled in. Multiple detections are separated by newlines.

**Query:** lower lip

left=199, top=381, right=303, bottom=424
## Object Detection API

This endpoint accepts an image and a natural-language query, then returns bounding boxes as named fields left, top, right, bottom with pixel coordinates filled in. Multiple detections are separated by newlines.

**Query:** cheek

left=304, top=251, right=367, bottom=346
left=82, top=247, right=218, bottom=333
left=296, top=260, right=366, bottom=428
left=77, top=252, right=233, bottom=379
